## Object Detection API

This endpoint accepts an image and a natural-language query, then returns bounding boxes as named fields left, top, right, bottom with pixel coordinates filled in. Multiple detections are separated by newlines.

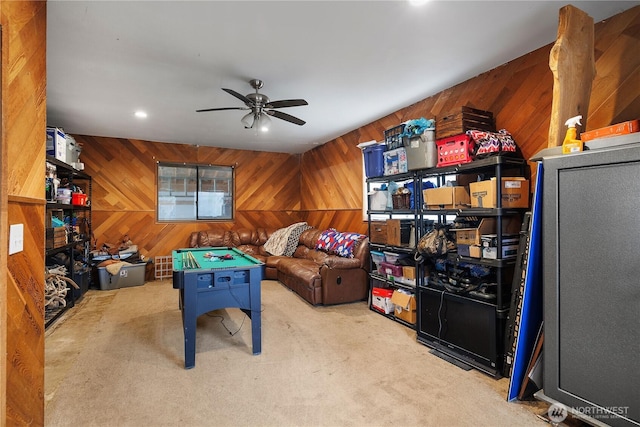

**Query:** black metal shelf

left=369, top=242, right=415, bottom=253
left=370, top=272, right=416, bottom=291
left=366, top=171, right=416, bottom=183
left=45, top=156, right=92, bottom=330
left=46, top=202, right=91, bottom=211
left=368, top=208, right=415, bottom=215
left=420, top=207, right=526, bottom=217
left=417, top=156, right=527, bottom=178
left=445, top=252, right=516, bottom=268
left=46, top=156, right=90, bottom=179
left=45, top=238, right=90, bottom=257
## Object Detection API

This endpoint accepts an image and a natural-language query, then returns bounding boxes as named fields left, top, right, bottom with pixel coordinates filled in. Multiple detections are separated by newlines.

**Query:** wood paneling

left=1, top=0, right=47, bottom=425
left=6, top=200, right=44, bottom=426
left=78, top=7, right=639, bottom=253
left=77, top=136, right=302, bottom=256
left=301, top=6, right=639, bottom=234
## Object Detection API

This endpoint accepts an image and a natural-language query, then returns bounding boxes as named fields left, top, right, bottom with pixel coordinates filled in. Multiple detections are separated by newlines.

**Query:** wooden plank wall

left=78, top=6, right=638, bottom=259
left=0, top=4, right=633, bottom=426
left=1, top=0, right=47, bottom=425
left=76, top=135, right=304, bottom=258
left=300, top=6, right=639, bottom=235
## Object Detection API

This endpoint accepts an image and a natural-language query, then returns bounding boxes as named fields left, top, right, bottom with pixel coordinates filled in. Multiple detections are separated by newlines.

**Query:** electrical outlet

left=9, top=223, right=24, bottom=255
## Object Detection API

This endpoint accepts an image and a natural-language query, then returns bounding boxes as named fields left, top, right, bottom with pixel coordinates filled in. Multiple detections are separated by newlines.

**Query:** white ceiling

left=46, top=1, right=637, bottom=154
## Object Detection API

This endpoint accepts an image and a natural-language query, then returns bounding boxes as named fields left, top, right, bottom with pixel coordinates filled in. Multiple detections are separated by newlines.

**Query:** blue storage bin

left=405, top=181, right=436, bottom=209
left=363, top=144, right=385, bottom=178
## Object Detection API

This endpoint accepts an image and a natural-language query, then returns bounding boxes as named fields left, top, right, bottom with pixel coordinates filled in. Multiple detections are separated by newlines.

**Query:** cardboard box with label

left=469, top=177, right=529, bottom=208
left=391, top=290, right=416, bottom=324
left=371, top=287, right=394, bottom=314
left=454, top=217, right=520, bottom=246
left=482, top=245, right=519, bottom=259
left=423, top=186, right=470, bottom=209
left=46, top=127, right=67, bottom=162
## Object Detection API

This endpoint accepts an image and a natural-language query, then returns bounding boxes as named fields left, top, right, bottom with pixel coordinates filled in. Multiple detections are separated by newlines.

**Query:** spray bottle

left=562, top=115, right=583, bottom=154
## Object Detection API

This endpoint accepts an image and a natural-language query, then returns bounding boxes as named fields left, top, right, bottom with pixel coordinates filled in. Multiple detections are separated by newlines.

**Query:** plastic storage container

left=371, top=250, right=385, bottom=272
left=98, top=263, right=146, bottom=290
left=72, top=193, right=87, bottom=206
left=379, top=261, right=403, bottom=278
left=72, top=267, right=90, bottom=299
left=404, top=130, right=437, bottom=170
left=363, top=144, right=385, bottom=178
left=383, top=251, right=410, bottom=265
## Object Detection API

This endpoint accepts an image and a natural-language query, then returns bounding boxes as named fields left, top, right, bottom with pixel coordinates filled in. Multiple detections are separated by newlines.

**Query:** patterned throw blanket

left=263, top=222, right=311, bottom=256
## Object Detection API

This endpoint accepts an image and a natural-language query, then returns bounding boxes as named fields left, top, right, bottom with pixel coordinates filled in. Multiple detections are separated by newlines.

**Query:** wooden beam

left=548, top=5, right=595, bottom=148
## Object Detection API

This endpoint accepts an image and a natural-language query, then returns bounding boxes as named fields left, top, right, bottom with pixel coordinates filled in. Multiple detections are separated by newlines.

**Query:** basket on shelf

left=392, top=192, right=411, bottom=210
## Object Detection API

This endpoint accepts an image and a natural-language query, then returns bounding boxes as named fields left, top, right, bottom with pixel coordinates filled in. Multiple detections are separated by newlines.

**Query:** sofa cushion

left=328, top=232, right=367, bottom=258
left=197, top=229, right=228, bottom=247
left=315, top=228, right=339, bottom=252
left=315, top=229, right=366, bottom=258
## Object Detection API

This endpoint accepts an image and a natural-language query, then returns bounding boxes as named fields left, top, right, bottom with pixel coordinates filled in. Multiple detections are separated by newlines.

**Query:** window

left=157, top=163, right=234, bottom=221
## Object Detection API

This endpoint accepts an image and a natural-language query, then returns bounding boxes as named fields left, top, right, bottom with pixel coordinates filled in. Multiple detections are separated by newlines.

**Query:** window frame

left=156, top=162, right=235, bottom=222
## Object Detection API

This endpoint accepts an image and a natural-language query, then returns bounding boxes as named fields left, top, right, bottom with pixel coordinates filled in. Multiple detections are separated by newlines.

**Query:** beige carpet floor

left=45, top=280, right=548, bottom=426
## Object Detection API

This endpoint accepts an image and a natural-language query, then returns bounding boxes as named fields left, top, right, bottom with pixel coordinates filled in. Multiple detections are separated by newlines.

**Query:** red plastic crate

left=436, top=134, right=475, bottom=167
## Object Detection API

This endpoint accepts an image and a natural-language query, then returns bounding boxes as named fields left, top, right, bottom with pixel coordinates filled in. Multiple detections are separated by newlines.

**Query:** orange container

left=72, top=193, right=87, bottom=206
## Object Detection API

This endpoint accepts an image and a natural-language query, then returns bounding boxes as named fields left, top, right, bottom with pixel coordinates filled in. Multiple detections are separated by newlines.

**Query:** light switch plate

left=9, top=223, right=24, bottom=255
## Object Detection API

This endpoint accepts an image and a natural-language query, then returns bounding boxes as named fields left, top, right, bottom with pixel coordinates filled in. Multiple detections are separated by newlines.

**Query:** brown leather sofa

left=188, top=227, right=369, bottom=306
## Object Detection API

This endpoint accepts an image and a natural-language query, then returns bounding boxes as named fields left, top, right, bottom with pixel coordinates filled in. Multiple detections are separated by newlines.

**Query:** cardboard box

left=469, top=245, right=482, bottom=258
left=423, top=186, right=470, bottom=209
left=386, top=219, right=401, bottom=246
left=402, top=266, right=416, bottom=280
left=371, top=287, right=394, bottom=314
left=580, top=119, right=639, bottom=142
left=469, top=177, right=529, bottom=208
left=391, top=290, right=416, bottom=324
left=482, top=245, right=519, bottom=259
left=383, top=147, right=408, bottom=176
left=480, top=234, right=519, bottom=248
left=98, top=263, right=146, bottom=290
left=46, top=127, right=67, bottom=162
left=454, top=218, right=520, bottom=246
left=370, top=221, right=388, bottom=244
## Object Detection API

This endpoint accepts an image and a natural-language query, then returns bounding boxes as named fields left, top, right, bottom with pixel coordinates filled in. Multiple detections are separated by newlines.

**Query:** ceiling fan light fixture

left=241, top=112, right=255, bottom=129
left=257, top=113, right=271, bottom=132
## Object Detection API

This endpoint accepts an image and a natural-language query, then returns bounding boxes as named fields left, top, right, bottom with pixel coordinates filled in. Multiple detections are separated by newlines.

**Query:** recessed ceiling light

left=134, top=111, right=148, bottom=119
left=408, top=0, right=429, bottom=6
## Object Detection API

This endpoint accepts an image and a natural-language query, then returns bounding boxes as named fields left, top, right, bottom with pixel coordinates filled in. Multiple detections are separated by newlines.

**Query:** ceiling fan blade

left=196, top=107, right=248, bottom=113
left=222, top=88, right=253, bottom=105
left=266, top=110, right=306, bottom=126
left=265, top=99, right=308, bottom=109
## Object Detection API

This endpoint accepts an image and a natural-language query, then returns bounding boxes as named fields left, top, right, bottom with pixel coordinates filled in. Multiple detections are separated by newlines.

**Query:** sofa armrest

left=323, top=256, right=363, bottom=269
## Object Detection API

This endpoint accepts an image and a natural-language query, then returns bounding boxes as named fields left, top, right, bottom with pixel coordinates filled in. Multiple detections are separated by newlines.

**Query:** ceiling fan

left=196, top=79, right=308, bottom=131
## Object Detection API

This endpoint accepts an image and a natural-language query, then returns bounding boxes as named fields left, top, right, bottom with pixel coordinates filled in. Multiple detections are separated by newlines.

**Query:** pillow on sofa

left=328, top=232, right=366, bottom=258
left=315, top=228, right=339, bottom=252
left=264, top=222, right=309, bottom=256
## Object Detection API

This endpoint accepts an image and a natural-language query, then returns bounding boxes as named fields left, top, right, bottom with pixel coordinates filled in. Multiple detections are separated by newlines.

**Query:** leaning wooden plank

left=548, top=5, right=595, bottom=148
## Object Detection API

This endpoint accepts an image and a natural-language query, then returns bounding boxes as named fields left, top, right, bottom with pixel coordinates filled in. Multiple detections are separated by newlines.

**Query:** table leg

left=182, top=278, right=198, bottom=369
left=251, top=308, right=261, bottom=355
